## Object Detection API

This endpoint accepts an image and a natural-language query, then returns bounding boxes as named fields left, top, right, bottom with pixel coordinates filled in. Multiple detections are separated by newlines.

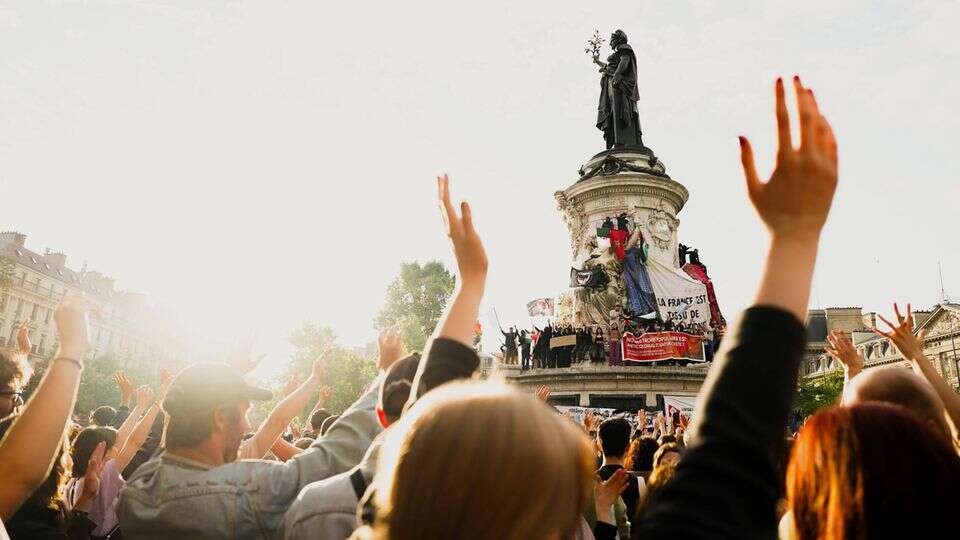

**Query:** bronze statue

left=588, top=30, right=644, bottom=150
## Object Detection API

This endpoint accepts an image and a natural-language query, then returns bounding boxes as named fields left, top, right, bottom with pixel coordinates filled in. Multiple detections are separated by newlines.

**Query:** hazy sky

left=1, top=1, right=957, bottom=377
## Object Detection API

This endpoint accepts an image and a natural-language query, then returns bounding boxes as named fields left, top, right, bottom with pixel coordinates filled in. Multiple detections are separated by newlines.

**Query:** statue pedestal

left=556, top=148, right=689, bottom=269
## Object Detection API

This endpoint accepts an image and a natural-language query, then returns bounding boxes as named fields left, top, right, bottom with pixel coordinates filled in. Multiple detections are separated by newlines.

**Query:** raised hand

left=739, top=77, right=838, bottom=243
left=377, top=326, right=405, bottom=372
left=438, top=174, right=488, bottom=287
left=158, top=368, right=173, bottom=402
left=75, top=441, right=107, bottom=512
left=16, top=321, right=31, bottom=356
left=637, top=409, right=648, bottom=431
left=318, top=386, right=332, bottom=402
left=134, top=385, right=154, bottom=410
left=114, top=371, right=135, bottom=406
left=535, top=385, right=552, bottom=402
left=825, top=330, right=864, bottom=377
left=595, top=468, right=630, bottom=523
left=584, top=410, right=599, bottom=433
left=54, top=293, right=101, bottom=362
left=308, top=351, right=329, bottom=385
left=282, top=375, right=301, bottom=397
left=876, top=303, right=926, bottom=362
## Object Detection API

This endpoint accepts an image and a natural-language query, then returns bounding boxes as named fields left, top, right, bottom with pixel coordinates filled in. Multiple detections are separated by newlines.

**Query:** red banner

left=621, top=331, right=705, bottom=363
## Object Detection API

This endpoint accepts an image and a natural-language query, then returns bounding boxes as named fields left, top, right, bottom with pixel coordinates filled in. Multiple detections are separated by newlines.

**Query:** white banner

left=662, top=395, right=697, bottom=418
left=645, top=257, right=711, bottom=325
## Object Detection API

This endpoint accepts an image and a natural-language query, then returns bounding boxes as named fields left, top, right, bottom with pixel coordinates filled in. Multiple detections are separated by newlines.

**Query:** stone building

left=0, top=231, right=192, bottom=370
left=803, top=304, right=960, bottom=389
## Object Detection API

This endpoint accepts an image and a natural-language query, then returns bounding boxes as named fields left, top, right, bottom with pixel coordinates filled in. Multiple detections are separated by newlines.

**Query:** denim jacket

left=116, top=378, right=383, bottom=539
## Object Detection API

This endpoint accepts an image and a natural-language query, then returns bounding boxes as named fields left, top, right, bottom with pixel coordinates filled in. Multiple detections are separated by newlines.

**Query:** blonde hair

left=368, top=381, right=593, bottom=540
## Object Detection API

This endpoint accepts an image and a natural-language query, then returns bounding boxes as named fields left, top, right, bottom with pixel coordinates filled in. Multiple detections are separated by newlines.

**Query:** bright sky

left=1, top=1, right=957, bottom=377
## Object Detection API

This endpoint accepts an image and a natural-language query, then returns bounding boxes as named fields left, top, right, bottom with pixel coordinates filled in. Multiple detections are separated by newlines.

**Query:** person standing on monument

left=597, top=30, right=643, bottom=149
left=500, top=325, right=518, bottom=365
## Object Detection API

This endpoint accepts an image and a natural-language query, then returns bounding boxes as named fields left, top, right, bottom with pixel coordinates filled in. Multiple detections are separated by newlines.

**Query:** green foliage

left=795, top=369, right=845, bottom=418
left=22, top=353, right=159, bottom=417
left=374, top=261, right=455, bottom=352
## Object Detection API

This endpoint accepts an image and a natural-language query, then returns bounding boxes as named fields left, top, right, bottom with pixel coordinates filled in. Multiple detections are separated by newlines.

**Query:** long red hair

left=787, top=402, right=960, bottom=539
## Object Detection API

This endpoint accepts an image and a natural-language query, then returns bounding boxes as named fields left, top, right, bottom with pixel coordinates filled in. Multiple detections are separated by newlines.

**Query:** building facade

left=803, top=304, right=960, bottom=389
left=0, top=231, right=191, bottom=371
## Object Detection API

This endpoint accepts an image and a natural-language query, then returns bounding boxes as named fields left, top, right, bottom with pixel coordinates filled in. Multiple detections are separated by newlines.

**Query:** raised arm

left=634, top=76, right=838, bottom=539
left=409, top=174, right=488, bottom=401
left=115, top=370, right=172, bottom=472
left=115, top=384, right=149, bottom=448
left=0, top=294, right=99, bottom=520
left=878, top=303, right=960, bottom=436
left=239, top=354, right=329, bottom=460
left=825, top=330, right=865, bottom=390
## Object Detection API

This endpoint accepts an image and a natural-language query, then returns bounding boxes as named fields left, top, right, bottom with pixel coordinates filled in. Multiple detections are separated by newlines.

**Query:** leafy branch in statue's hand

left=585, top=29, right=606, bottom=67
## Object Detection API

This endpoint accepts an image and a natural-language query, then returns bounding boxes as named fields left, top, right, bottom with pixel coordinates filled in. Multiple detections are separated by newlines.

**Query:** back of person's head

left=657, top=434, right=676, bottom=446
left=652, top=442, right=681, bottom=469
left=787, top=402, right=960, bottom=539
left=320, top=414, right=339, bottom=436
left=90, top=405, right=117, bottom=426
left=378, top=353, right=421, bottom=427
left=369, top=381, right=593, bottom=540
left=0, top=349, right=31, bottom=389
left=625, top=436, right=659, bottom=472
left=597, top=417, right=631, bottom=458
left=71, top=426, right=118, bottom=477
left=309, top=408, right=332, bottom=434
left=843, top=367, right=951, bottom=443
left=0, top=416, right=71, bottom=511
left=0, top=349, right=31, bottom=418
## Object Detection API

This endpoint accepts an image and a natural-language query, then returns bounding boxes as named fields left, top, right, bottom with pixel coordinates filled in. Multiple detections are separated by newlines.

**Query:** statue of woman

left=596, top=30, right=644, bottom=149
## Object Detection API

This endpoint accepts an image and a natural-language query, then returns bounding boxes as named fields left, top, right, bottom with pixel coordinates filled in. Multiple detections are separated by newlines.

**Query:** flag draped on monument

left=644, top=257, right=711, bottom=325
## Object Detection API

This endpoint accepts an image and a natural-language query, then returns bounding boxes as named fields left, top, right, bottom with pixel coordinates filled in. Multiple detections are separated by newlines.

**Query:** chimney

left=0, top=232, right=26, bottom=248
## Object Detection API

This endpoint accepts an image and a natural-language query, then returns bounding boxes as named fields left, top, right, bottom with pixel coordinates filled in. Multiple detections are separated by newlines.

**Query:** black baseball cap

left=162, top=363, right=272, bottom=417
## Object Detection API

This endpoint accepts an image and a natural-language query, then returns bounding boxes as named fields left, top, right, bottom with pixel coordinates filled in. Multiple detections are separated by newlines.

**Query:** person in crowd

left=783, top=402, right=960, bottom=538
left=66, top=379, right=170, bottom=538
left=595, top=418, right=642, bottom=518
left=0, top=296, right=103, bottom=536
left=309, top=407, right=333, bottom=438
left=633, top=458, right=678, bottom=525
left=282, top=351, right=419, bottom=540
left=519, top=330, right=532, bottom=371
left=0, top=323, right=32, bottom=420
left=625, top=436, right=659, bottom=482
left=354, top=381, right=594, bottom=540
left=116, top=339, right=402, bottom=537
left=630, top=76, right=839, bottom=538
left=607, top=326, right=622, bottom=366
left=500, top=325, right=518, bottom=365
left=89, top=406, right=117, bottom=427
left=319, top=414, right=340, bottom=436
left=652, top=442, right=681, bottom=470
left=589, top=327, right=606, bottom=363
left=827, top=305, right=960, bottom=445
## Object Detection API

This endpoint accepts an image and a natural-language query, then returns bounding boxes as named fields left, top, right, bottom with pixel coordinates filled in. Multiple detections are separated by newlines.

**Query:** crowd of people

left=500, top=317, right=722, bottom=370
left=1, top=76, right=958, bottom=539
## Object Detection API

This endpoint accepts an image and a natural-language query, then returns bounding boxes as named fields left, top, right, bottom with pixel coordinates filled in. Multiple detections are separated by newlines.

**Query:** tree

left=374, top=261, right=455, bottom=352
left=795, top=369, right=845, bottom=418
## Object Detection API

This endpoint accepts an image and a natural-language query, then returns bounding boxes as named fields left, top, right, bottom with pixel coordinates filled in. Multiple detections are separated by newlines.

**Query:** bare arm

left=270, top=436, right=304, bottom=462
left=0, top=295, right=98, bottom=520
left=239, top=356, right=328, bottom=460
left=115, top=387, right=148, bottom=449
